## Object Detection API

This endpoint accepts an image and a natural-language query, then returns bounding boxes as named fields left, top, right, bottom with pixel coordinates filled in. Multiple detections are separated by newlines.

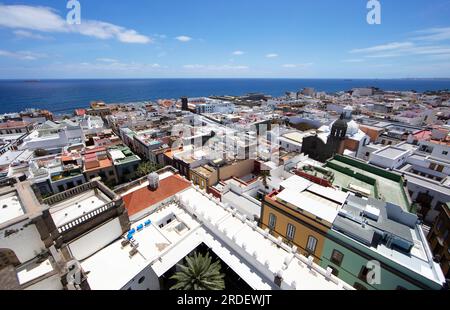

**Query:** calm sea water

left=0, top=78, right=449, bottom=114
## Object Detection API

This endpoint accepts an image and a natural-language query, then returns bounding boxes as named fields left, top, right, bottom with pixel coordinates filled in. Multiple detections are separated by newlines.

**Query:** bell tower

left=328, top=113, right=348, bottom=155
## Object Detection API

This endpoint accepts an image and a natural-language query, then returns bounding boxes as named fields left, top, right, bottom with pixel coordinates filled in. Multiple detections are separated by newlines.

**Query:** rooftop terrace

left=0, top=191, right=25, bottom=225
left=325, top=155, right=411, bottom=211
left=81, top=186, right=354, bottom=290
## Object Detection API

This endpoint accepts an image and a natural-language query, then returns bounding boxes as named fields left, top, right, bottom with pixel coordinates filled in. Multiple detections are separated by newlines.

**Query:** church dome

left=346, top=120, right=359, bottom=136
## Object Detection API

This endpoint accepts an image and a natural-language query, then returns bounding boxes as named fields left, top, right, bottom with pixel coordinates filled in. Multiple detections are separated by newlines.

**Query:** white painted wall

left=68, top=218, right=123, bottom=261
left=25, top=274, right=64, bottom=290
left=122, top=265, right=160, bottom=290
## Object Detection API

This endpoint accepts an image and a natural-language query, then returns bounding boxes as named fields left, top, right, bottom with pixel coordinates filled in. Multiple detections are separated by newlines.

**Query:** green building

left=319, top=194, right=446, bottom=290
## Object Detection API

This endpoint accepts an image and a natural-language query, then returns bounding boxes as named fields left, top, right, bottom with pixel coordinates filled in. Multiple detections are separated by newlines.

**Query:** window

left=358, top=266, right=370, bottom=282
left=353, top=282, right=368, bottom=290
left=306, top=236, right=318, bottom=254
left=443, top=151, right=448, bottom=156
left=327, top=266, right=339, bottom=277
left=286, top=224, right=296, bottom=240
left=138, top=276, right=145, bottom=284
left=268, top=213, right=277, bottom=230
left=331, top=250, right=344, bottom=266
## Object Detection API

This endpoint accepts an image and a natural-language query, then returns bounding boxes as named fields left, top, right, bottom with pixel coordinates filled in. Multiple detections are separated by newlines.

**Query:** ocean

left=0, top=78, right=449, bottom=115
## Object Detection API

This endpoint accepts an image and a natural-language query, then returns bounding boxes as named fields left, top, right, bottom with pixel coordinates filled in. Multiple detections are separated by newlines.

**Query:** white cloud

left=68, top=61, right=162, bottom=72
left=175, top=36, right=192, bottom=42
left=350, top=42, right=414, bottom=54
left=265, top=53, right=278, bottom=58
left=282, top=63, right=313, bottom=68
left=350, top=40, right=450, bottom=59
left=183, top=64, right=249, bottom=71
left=232, top=50, right=245, bottom=56
left=0, top=4, right=152, bottom=44
left=13, top=30, right=51, bottom=40
left=413, top=27, right=450, bottom=42
left=96, top=58, right=118, bottom=63
left=341, top=59, right=365, bottom=63
left=0, top=49, right=46, bottom=60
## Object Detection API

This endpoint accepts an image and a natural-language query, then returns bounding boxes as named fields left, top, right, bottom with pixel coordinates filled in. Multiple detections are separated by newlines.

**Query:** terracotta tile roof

left=413, top=130, right=432, bottom=140
left=0, top=121, right=30, bottom=129
left=123, top=174, right=191, bottom=216
left=75, top=109, right=86, bottom=116
left=85, top=158, right=113, bottom=171
left=85, top=146, right=106, bottom=154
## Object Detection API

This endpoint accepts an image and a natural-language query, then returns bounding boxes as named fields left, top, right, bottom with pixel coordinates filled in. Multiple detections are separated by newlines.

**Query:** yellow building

left=190, top=165, right=218, bottom=190
left=190, top=159, right=256, bottom=190
left=260, top=175, right=348, bottom=262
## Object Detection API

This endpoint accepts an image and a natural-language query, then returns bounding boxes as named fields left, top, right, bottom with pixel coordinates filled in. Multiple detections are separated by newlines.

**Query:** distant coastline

left=0, top=78, right=449, bottom=115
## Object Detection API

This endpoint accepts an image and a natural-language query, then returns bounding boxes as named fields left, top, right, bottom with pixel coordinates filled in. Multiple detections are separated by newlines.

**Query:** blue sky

left=0, top=0, right=450, bottom=79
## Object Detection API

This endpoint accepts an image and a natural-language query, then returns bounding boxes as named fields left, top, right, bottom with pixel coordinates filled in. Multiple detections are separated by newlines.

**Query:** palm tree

left=170, top=252, right=225, bottom=290
left=260, top=170, right=271, bottom=189
left=136, top=161, right=161, bottom=177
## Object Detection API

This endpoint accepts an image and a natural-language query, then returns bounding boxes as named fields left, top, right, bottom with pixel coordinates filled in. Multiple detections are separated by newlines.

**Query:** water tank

left=148, top=173, right=160, bottom=191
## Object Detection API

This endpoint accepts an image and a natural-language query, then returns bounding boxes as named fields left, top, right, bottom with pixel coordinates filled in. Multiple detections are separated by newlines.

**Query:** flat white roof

left=109, top=149, right=125, bottom=161
left=375, top=146, right=409, bottom=159
left=278, top=175, right=347, bottom=223
left=17, top=258, right=54, bottom=285
left=276, top=189, right=341, bottom=224
left=222, top=191, right=260, bottom=220
left=283, top=131, right=307, bottom=142
left=280, top=175, right=312, bottom=191
left=81, top=239, right=149, bottom=290
left=50, top=190, right=109, bottom=227
left=0, top=192, right=25, bottom=225
left=81, top=186, right=353, bottom=290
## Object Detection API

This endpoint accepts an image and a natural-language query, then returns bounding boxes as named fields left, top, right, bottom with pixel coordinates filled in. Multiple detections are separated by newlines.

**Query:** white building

left=79, top=186, right=354, bottom=290
left=19, top=120, right=84, bottom=153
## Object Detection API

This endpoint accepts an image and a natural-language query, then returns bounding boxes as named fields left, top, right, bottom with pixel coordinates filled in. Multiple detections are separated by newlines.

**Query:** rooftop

left=0, top=191, right=25, bottom=225
left=49, top=189, right=110, bottom=227
left=375, top=146, right=410, bottom=159
left=82, top=186, right=353, bottom=290
left=191, top=165, right=216, bottom=179
left=122, top=174, right=191, bottom=217
left=325, top=156, right=410, bottom=211
left=333, top=194, right=445, bottom=288
left=275, top=175, right=348, bottom=225
left=109, top=146, right=140, bottom=165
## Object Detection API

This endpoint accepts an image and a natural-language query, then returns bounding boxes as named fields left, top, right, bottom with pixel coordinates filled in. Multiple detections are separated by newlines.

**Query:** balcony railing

left=57, top=201, right=116, bottom=234
left=43, top=182, right=96, bottom=205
